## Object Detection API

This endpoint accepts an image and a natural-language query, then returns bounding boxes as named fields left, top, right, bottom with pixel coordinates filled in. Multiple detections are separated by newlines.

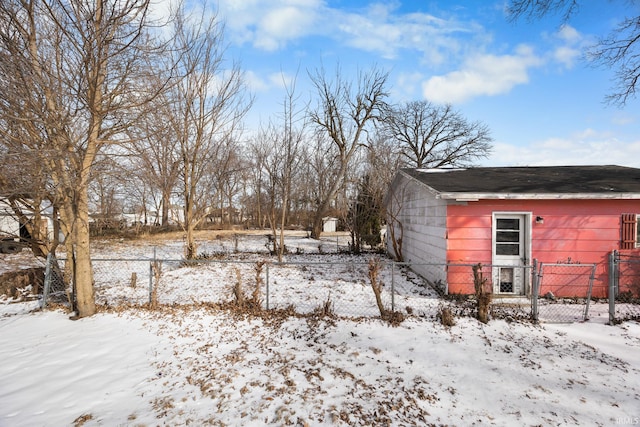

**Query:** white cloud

left=216, top=0, right=323, bottom=50
left=485, top=131, right=640, bottom=168
left=557, top=24, right=581, bottom=44
left=611, top=112, right=638, bottom=126
left=422, top=44, right=543, bottom=104
left=256, top=6, right=318, bottom=51
left=148, top=0, right=178, bottom=23
left=336, top=3, right=475, bottom=63
left=392, top=71, right=426, bottom=101
left=553, top=46, right=581, bottom=68
left=268, top=71, right=296, bottom=89
left=243, top=70, right=270, bottom=92
left=338, top=13, right=403, bottom=59
left=551, top=24, right=582, bottom=69
left=215, top=0, right=477, bottom=64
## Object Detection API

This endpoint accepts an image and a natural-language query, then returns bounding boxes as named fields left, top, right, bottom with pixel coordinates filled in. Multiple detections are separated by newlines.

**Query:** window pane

left=496, top=219, right=519, bottom=230
left=496, top=243, right=519, bottom=256
left=497, top=231, right=519, bottom=243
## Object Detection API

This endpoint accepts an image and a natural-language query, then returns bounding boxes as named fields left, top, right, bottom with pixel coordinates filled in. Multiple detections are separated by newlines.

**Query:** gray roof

left=401, top=165, right=640, bottom=200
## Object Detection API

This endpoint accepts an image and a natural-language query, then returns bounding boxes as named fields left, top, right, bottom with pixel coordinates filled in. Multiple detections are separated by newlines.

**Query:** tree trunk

left=388, top=220, right=404, bottom=262
left=277, top=194, right=289, bottom=263
left=184, top=200, right=197, bottom=259
left=161, top=188, right=171, bottom=227
left=310, top=210, right=324, bottom=240
left=185, top=223, right=197, bottom=259
left=74, top=187, right=95, bottom=318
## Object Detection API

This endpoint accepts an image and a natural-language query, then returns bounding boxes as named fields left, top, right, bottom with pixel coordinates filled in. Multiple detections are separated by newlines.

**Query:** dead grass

left=311, top=295, right=335, bottom=318
left=438, top=305, right=456, bottom=327
left=72, top=413, right=93, bottom=427
left=0, top=268, right=45, bottom=300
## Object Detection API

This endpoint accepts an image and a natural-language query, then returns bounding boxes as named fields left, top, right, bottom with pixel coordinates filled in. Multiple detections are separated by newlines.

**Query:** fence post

left=608, top=250, right=617, bottom=324
left=42, top=252, right=53, bottom=309
left=583, top=264, right=596, bottom=321
left=531, top=259, right=539, bottom=322
left=391, top=261, right=395, bottom=312
left=149, top=247, right=156, bottom=305
left=265, top=263, right=270, bottom=310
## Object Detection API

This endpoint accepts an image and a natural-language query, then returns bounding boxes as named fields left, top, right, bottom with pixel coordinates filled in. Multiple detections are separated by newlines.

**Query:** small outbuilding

left=385, top=165, right=640, bottom=298
left=322, top=217, right=339, bottom=233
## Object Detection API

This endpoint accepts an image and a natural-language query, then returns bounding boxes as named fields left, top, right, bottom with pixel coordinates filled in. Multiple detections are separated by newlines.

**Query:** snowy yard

left=1, top=231, right=639, bottom=426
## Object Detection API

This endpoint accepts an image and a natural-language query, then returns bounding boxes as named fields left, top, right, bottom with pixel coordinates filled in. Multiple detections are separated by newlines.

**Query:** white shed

left=322, top=217, right=338, bottom=233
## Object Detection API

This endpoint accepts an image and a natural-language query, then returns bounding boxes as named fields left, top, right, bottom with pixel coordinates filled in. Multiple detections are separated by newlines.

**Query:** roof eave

left=399, top=169, right=442, bottom=196
left=438, top=192, right=640, bottom=201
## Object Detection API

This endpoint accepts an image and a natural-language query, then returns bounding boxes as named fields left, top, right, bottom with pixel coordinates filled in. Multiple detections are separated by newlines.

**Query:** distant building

left=322, top=217, right=339, bottom=233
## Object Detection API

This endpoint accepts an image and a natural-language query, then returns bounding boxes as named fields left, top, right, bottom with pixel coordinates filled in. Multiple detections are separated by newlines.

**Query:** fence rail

left=39, top=251, right=640, bottom=324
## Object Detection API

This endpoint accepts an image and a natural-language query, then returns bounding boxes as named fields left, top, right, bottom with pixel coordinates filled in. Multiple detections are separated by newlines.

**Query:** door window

left=495, top=218, right=520, bottom=256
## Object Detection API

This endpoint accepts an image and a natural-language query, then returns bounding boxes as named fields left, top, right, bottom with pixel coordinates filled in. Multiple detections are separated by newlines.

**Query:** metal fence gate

left=609, top=250, right=640, bottom=322
left=532, top=262, right=596, bottom=323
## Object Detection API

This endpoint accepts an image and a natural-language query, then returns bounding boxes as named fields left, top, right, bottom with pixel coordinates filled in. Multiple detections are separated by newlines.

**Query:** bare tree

left=362, top=132, right=402, bottom=250
left=261, top=75, right=306, bottom=261
left=211, top=138, right=246, bottom=227
left=254, top=125, right=283, bottom=254
left=307, top=65, right=389, bottom=239
left=508, top=0, right=640, bottom=106
left=88, top=155, right=127, bottom=234
left=165, top=7, right=249, bottom=259
left=383, top=177, right=407, bottom=262
left=383, top=101, right=492, bottom=169
left=507, top=0, right=579, bottom=21
left=247, top=136, right=271, bottom=229
left=0, top=0, right=161, bottom=317
left=365, top=133, right=402, bottom=206
left=301, top=134, right=342, bottom=233
left=127, top=79, right=182, bottom=228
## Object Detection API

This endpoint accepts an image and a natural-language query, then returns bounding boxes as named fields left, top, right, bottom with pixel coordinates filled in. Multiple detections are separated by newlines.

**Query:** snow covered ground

left=1, top=231, right=640, bottom=426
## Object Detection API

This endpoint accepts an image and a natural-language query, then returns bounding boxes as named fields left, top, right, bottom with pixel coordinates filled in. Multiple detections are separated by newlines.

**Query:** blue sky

left=164, top=0, right=640, bottom=168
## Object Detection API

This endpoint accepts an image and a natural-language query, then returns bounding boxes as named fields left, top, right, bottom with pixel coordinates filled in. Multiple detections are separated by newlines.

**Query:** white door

left=492, top=214, right=528, bottom=295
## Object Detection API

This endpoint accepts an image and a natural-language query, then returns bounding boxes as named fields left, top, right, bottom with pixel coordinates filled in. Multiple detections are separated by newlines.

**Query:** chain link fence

left=37, top=251, right=640, bottom=324
left=532, top=262, right=597, bottom=323
left=404, top=261, right=535, bottom=320
left=41, top=255, right=445, bottom=319
left=610, top=251, right=640, bottom=322
left=40, top=256, right=534, bottom=321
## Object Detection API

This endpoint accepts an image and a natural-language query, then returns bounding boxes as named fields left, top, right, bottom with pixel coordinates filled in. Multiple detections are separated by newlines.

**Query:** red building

left=385, top=166, right=640, bottom=298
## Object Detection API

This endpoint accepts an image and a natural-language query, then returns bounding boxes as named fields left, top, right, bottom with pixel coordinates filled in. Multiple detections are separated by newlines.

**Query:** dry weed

left=368, top=257, right=405, bottom=326
left=311, top=295, right=335, bottom=318
left=72, top=413, right=93, bottom=427
left=473, top=263, right=492, bottom=324
left=438, top=305, right=456, bottom=327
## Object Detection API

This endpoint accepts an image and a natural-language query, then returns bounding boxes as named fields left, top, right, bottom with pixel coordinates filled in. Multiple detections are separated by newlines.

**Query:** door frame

left=491, top=212, right=532, bottom=295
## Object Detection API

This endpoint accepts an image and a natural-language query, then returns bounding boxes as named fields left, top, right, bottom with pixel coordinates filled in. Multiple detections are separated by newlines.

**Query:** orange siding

left=445, top=199, right=640, bottom=296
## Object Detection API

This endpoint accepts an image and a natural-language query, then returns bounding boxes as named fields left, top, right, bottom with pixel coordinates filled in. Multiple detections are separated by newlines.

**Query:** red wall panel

left=444, top=199, right=640, bottom=297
